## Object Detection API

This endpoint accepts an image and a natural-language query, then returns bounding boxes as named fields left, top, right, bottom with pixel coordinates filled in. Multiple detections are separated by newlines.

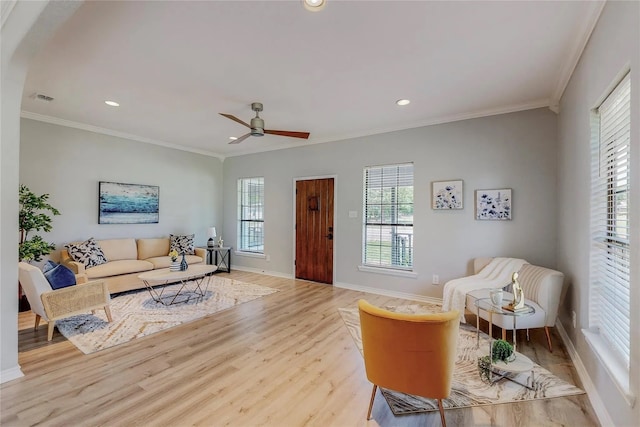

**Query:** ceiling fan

left=220, top=102, right=310, bottom=144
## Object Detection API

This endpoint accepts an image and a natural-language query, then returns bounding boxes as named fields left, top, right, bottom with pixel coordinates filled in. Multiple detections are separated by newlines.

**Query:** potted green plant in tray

left=477, top=339, right=514, bottom=382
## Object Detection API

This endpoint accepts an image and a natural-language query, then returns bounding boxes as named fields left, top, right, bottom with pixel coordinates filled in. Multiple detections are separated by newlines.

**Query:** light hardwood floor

left=2, top=271, right=599, bottom=426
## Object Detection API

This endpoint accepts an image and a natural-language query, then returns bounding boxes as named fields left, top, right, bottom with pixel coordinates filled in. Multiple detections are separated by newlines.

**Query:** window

left=589, top=73, right=631, bottom=377
left=363, top=163, right=414, bottom=269
left=238, top=177, right=264, bottom=253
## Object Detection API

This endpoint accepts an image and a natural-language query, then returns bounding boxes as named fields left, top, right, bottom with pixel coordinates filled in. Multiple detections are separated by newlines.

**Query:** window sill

left=234, top=251, right=266, bottom=259
left=358, top=265, right=417, bottom=279
left=582, top=328, right=636, bottom=407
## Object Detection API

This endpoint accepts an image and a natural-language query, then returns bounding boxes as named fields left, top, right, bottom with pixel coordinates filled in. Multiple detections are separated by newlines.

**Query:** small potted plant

left=491, top=339, right=515, bottom=363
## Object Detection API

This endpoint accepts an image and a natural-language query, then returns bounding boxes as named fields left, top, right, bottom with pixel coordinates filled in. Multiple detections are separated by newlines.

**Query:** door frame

left=292, top=175, right=338, bottom=284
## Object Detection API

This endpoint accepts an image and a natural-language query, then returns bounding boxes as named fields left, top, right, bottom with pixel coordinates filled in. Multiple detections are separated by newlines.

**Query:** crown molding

left=20, top=111, right=225, bottom=160
left=549, top=0, right=607, bottom=107
left=23, top=98, right=550, bottom=161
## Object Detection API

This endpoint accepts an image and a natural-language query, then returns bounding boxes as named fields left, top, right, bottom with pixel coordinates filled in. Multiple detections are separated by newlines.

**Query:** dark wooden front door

left=295, top=178, right=334, bottom=284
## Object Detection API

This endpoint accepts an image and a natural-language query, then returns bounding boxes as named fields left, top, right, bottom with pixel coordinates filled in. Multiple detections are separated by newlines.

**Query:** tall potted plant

left=18, top=185, right=60, bottom=310
left=19, top=184, right=61, bottom=261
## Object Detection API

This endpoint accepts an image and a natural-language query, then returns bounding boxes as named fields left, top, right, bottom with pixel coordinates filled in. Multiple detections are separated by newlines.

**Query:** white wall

left=1, top=0, right=81, bottom=384
left=557, top=1, right=640, bottom=425
left=19, top=119, right=224, bottom=258
left=224, top=108, right=558, bottom=299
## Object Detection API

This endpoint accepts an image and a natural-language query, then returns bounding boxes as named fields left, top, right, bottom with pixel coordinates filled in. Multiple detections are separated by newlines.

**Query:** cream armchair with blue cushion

left=464, top=257, right=565, bottom=352
left=18, top=262, right=112, bottom=341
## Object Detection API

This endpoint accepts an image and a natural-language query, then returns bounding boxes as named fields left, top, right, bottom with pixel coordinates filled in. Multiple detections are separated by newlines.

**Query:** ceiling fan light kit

left=220, top=102, right=310, bottom=144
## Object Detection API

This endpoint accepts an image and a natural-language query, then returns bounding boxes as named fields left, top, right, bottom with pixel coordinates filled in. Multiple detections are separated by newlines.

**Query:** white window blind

left=363, top=163, right=414, bottom=269
left=238, top=177, right=264, bottom=253
left=589, top=72, right=631, bottom=370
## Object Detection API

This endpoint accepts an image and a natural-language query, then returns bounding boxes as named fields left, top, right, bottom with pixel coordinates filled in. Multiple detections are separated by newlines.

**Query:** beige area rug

left=339, top=303, right=585, bottom=415
left=56, top=276, right=278, bottom=354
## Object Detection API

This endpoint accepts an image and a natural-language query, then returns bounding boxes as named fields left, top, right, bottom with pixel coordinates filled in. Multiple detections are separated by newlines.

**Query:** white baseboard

left=334, top=281, right=443, bottom=305
left=231, top=265, right=294, bottom=280
left=0, top=365, right=24, bottom=384
left=556, top=322, right=614, bottom=426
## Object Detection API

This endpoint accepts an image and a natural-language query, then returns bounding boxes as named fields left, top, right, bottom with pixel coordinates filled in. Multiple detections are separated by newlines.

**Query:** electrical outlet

left=432, top=274, right=440, bottom=285
left=572, top=311, right=577, bottom=328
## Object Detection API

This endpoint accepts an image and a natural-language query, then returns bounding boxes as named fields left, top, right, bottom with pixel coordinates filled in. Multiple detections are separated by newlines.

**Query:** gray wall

left=19, top=119, right=224, bottom=259
left=557, top=1, right=640, bottom=425
left=224, top=108, right=558, bottom=299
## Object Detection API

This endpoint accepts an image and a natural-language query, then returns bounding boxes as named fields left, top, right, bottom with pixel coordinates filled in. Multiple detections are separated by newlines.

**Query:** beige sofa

left=60, top=238, right=205, bottom=294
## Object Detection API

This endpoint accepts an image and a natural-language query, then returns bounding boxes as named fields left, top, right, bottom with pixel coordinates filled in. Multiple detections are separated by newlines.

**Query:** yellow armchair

left=358, top=299, right=459, bottom=426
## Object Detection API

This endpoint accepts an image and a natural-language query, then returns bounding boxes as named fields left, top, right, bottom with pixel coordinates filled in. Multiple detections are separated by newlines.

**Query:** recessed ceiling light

left=396, top=99, right=411, bottom=106
left=303, top=0, right=326, bottom=12
left=229, top=137, right=238, bottom=141
left=104, top=100, right=120, bottom=107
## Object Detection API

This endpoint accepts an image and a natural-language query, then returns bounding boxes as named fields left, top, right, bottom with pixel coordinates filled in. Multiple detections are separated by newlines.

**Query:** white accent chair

left=465, top=257, right=564, bottom=352
left=18, top=262, right=112, bottom=341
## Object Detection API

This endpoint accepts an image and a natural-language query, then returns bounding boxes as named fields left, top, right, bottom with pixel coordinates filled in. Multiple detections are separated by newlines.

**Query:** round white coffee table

left=138, top=264, right=217, bottom=305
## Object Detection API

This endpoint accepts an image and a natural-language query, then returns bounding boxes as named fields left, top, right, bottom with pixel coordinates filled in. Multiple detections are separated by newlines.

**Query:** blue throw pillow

left=43, top=261, right=76, bottom=290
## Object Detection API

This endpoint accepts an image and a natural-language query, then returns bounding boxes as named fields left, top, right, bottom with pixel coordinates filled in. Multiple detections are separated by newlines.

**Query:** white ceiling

left=21, top=0, right=604, bottom=159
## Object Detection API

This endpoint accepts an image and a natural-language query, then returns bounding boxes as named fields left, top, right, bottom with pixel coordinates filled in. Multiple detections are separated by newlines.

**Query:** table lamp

left=207, top=227, right=217, bottom=248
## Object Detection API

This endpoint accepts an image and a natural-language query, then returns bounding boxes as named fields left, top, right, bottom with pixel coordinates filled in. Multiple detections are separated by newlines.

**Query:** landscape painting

left=99, top=182, right=159, bottom=224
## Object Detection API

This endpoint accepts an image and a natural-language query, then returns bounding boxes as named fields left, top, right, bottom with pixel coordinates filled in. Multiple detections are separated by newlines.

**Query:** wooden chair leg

left=545, top=326, right=553, bottom=352
left=34, top=314, right=41, bottom=331
left=437, top=398, right=446, bottom=427
left=367, top=384, right=377, bottom=420
left=47, top=321, right=55, bottom=341
left=104, top=306, right=113, bottom=322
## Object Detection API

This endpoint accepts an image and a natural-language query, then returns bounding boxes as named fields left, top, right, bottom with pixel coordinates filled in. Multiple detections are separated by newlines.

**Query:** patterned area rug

left=57, top=276, right=278, bottom=354
left=339, top=303, right=585, bottom=415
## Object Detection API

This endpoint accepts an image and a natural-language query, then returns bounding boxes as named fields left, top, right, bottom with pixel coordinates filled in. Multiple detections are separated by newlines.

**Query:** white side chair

left=465, top=258, right=564, bottom=352
left=18, top=262, right=112, bottom=341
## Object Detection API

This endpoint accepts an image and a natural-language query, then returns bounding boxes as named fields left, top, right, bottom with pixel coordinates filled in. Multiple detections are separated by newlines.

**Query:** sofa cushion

left=42, top=260, right=76, bottom=289
left=145, top=255, right=203, bottom=269
left=137, top=238, right=170, bottom=260
left=85, top=259, right=154, bottom=279
left=65, top=238, right=108, bottom=269
left=170, top=234, right=195, bottom=255
left=97, top=238, right=138, bottom=261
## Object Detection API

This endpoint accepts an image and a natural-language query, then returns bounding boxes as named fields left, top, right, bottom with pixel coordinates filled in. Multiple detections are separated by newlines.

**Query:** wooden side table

left=205, top=246, right=231, bottom=273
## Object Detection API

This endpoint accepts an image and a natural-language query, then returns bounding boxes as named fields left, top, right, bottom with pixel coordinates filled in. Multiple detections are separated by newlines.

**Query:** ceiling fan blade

left=228, top=133, right=251, bottom=144
left=219, top=113, right=250, bottom=128
left=264, top=129, right=310, bottom=139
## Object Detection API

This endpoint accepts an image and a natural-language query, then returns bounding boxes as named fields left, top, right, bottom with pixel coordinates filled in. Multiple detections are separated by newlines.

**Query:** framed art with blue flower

left=432, top=180, right=463, bottom=210
left=475, top=188, right=512, bottom=220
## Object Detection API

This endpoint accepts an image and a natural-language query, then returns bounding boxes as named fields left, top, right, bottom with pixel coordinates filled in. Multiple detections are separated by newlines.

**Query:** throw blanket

left=442, top=257, right=528, bottom=323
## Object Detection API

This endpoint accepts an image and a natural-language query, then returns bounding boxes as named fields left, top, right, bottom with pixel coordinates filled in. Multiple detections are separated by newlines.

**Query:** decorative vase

left=170, top=260, right=180, bottom=271
left=180, top=253, right=188, bottom=271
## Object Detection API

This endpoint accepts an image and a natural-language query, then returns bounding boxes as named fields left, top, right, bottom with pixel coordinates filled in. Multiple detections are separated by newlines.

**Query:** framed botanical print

left=475, top=188, right=512, bottom=220
left=432, top=180, right=463, bottom=210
